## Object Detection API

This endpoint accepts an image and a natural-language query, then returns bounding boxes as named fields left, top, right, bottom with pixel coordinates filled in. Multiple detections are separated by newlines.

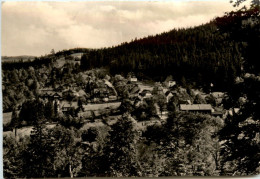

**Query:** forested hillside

left=80, top=23, right=241, bottom=91
left=80, top=7, right=259, bottom=91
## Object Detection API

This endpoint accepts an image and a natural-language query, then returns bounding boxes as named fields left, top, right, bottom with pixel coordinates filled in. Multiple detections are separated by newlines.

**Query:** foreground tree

left=22, top=122, right=55, bottom=177
left=101, top=113, right=141, bottom=176
left=19, top=99, right=46, bottom=125
left=3, top=135, right=29, bottom=178
left=143, top=111, right=223, bottom=176
left=219, top=76, right=260, bottom=175
left=49, top=125, right=84, bottom=178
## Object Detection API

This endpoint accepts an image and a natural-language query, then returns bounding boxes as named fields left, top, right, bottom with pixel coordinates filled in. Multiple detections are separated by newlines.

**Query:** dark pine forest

left=80, top=7, right=259, bottom=92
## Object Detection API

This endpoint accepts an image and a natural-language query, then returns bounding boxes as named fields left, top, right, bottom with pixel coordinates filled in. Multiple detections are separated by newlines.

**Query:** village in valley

left=3, top=53, right=242, bottom=136
left=4, top=49, right=257, bottom=177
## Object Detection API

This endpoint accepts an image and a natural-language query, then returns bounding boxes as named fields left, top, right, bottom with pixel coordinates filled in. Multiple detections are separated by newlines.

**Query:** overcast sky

left=2, top=0, right=236, bottom=56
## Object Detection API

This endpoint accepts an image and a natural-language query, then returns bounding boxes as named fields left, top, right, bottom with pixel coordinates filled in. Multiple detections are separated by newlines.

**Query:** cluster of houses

left=38, top=79, right=119, bottom=115
left=37, top=73, right=236, bottom=122
left=91, top=80, right=118, bottom=103
left=133, top=80, right=229, bottom=120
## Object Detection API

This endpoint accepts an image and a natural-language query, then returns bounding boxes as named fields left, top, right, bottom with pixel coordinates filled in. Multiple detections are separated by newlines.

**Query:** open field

left=83, top=102, right=121, bottom=111
left=3, top=124, right=56, bottom=138
left=3, top=118, right=117, bottom=138
left=70, top=53, right=83, bottom=58
left=3, top=112, right=12, bottom=125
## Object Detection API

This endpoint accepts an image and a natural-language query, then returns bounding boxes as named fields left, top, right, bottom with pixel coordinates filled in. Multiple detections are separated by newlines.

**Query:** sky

left=2, top=0, right=237, bottom=56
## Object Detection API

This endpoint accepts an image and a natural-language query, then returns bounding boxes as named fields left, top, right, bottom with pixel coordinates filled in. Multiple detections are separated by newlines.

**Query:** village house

left=61, top=101, right=78, bottom=113
left=130, top=84, right=140, bottom=94
left=130, top=77, right=138, bottom=82
left=133, top=96, right=142, bottom=107
left=139, top=90, right=152, bottom=99
left=63, top=83, right=79, bottom=91
left=129, top=84, right=140, bottom=99
left=127, top=74, right=138, bottom=83
left=165, top=91, right=174, bottom=103
left=92, top=88, right=117, bottom=102
left=212, top=111, right=224, bottom=118
left=40, top=87, right=54, bottom=93
left=180, top=104, right=213, bottom=114
left=71, top=83, right=78, bottom=90
left=55, top=85, right=64, bottom=92
left=211, top=92, right=225, bottom=98
left=39, top=88, right=63, bottom=104
left=227, top=108, right=240, bottom=116
left=62, top=89, right=78, bottom=99
left=178, top=99, right=191, bottom=105
left=77, top=89, right=86, bottom=97
left=168, top=80, right=176, bottom=87
left=90, top=80, right=118, bottom=103
left=108, top=95, right=117, bottom=101
left=211, top=92, right=226, bottom=104
left=53, top=92, right=62, bottom=100
left=92, top=88, right=109, bottom=102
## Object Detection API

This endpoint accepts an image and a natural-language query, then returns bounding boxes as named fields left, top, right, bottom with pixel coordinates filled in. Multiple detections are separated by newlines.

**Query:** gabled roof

left=78, top=89, right=86, bottom=96
left=130, top=86, right=140, bottom=94
left=140, top=90, right=152, bottom=97
left=180, top=104, right=212, bottom=111
left=165, top=91, right=173, bottom=96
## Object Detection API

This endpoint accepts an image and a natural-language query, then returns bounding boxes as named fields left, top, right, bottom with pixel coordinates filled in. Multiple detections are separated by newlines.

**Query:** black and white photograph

left=1, top=0, right=260, bottom=178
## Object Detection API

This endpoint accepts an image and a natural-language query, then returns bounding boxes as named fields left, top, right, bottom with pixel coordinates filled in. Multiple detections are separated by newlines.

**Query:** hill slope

left=80, top=23, right=242, bottom=91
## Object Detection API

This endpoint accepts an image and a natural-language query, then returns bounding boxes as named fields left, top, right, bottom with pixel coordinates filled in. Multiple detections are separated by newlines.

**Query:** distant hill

left=2, top=55, right=36, bottom=63
left=1, top=49, right=87, bottom=70
left=1, top=47, right=89, bottom=64
left=1, top=55, right=36, bottom=63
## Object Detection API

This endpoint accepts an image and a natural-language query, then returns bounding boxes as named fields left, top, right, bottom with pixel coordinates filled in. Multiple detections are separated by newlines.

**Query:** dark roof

left=130, top=86, right=140, bottom=94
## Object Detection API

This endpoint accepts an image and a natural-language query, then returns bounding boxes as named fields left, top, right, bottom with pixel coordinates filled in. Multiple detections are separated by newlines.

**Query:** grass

left=70, top=53, right=83, bottom=58
left=3, top=124, right=56, bottom=138
left=54, top=57, right=66, bottom=68
left=83, top=102, right=121, bottom=111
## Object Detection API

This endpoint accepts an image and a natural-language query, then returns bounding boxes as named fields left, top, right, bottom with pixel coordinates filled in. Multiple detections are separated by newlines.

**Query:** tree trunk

left=69, top=164, right=73, bottom=178
left=14, top=127, right=17, bottom=140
